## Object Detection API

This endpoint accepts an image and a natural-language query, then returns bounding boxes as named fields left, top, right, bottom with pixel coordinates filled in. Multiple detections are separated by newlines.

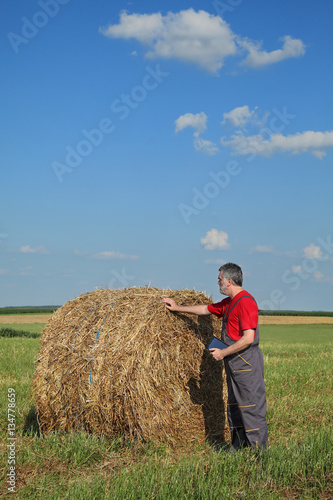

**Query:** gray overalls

left=222, top=295, right=268, bottom=450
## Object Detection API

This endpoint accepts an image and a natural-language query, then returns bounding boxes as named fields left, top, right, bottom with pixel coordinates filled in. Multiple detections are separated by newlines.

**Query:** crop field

left=0, top=318, right=332, bottom=499
left=259, top=316, right=333, bottom=324
left=0, top=314, right=52, bottom=325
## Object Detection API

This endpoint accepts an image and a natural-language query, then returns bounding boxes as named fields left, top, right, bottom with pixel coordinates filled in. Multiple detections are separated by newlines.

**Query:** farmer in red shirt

left=162, top=263, right=268, bottom=451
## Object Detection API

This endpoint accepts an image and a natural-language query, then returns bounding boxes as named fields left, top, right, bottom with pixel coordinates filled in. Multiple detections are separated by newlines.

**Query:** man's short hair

left=219, top=263, right=243, bottom=286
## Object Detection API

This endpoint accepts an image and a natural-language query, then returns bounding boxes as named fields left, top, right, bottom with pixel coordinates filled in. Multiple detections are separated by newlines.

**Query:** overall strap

left=223, top=295, right=257, bottom=324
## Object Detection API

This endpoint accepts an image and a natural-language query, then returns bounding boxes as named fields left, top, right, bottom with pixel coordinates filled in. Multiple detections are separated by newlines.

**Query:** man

left=162, top=262, right=268, bottom=451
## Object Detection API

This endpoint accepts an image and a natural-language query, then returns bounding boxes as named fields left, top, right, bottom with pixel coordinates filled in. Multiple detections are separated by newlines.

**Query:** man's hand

left=162, top=299, right=210, bottom=316
left=209, top=330, right=255, bottom=361
left=162, top=298, right=179, bottom=311
left=209, top=348, right=225, bottom=361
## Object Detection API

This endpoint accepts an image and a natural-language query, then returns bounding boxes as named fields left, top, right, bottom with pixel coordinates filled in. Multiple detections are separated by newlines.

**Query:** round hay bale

left=33, top=287, right=228, bottom=446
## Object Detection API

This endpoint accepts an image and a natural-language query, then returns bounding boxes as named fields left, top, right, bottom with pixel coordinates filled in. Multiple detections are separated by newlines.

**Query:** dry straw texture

left=33, top=287, right=227, bottom=446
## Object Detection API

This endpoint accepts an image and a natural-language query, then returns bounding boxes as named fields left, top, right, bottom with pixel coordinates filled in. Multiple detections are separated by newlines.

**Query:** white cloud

left=20, top=245, right=49, bottom=255
left=222, top=105, right=257, bottom=128
left=101, top=9, right=238, bottom=73
left=92, top=251, right=139, bottom=260
left=100, top=11, right=164, bottom=44
left=201, top=229, right=230, bottom=250
left=313, top=271, right=333, bottom=284
left=0, top=268, right=8, bottom=275
left=312, top=150, right=327, bottom=160
left=292, top=265, right=306, bottom=274
left=177, top=104, right=332, bottom=159
left=250, top=245, right=274, bottom=254
left=175, top=112, right=207, bottom=137
left=303, top=244, right=323, bottom=260
left=74, top=249, right=139, bottom=260
left=194, top=138, right=219, bottom=155
left=240, top=35, right=306, bottom=68
left=175, top=112, right=219, bottom=155
left=220, top=130, right=333, bottom=158
left=101, top=10, right=305, bottom=73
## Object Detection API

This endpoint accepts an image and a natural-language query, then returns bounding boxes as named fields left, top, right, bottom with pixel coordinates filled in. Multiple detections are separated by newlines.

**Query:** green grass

left=9, top=431, right=331, bottom=500
left=0, top=328, right=40, bottom=339
left=0, top=323, right=45, bottom=335
left=0, top=324, right=332, bottom=499
left=260, top=324, right=333, bottom=344
left=0, top=307, right=58, bottom=315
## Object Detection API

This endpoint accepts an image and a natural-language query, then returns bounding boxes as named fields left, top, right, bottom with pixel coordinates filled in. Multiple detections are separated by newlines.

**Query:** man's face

left=218, top=271, right=229, bottom=295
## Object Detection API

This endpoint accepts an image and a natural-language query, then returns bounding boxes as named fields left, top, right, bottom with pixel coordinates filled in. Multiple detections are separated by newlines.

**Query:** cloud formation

left=240, top=35, right=306, bottom=68
left=175, top=112, right=219, bottom=155
left=92, top=251, right=139, bottom=260
left=20, top=245, right=50, bottom=254
left=101, top=9, right=237, bottom=73
left=193, top=138, right=219, bottom=155
left=74, top=249, right=139, bottom=260
left=220, top=129, right=333, bottom=158
left=101, top=9, right=305, bottom=73
left=175, top=112, right=207, bottom=137
left=177, top=104, right=333, bottom=159
left=222, top=105, right=257, bottom=128
left=201, top=229, right=230, bottom=250
left=313, top=271, right=333, bottom=284
left=303, top=244, right=323, bottom=260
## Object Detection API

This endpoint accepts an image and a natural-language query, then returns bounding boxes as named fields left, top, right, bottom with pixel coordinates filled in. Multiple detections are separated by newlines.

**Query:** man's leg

left=227, top=349, right=268, bottom=451
left=224, top=359, right=249, bottom=450
left=247, top=348, right=268, bottom=450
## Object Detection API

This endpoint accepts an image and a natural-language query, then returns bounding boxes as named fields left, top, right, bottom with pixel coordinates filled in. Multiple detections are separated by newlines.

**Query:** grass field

left=0, top=321, right=332, bottom=499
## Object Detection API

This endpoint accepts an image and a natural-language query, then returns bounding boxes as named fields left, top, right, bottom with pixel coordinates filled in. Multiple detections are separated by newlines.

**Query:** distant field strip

left=259, top=315, right=333, bottom=324
left=0, top=314, right=52, bottom=324
left=1, top=313, right=333, bottom=325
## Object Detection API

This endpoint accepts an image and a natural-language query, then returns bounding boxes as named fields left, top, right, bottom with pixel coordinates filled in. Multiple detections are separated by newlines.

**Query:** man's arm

left=162, top=298, right=211, bottom=316
left=210, top=329, right=255, bottom=361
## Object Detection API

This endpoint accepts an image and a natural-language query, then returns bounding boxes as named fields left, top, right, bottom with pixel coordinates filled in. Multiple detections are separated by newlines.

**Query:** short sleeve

left=207, top=299, right=228, bottom=319
left=238, top=298, right=258, bottom=331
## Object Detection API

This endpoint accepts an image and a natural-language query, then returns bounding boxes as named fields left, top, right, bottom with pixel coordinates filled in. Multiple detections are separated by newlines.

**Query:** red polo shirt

left=207, top=290, right=258, bottom=341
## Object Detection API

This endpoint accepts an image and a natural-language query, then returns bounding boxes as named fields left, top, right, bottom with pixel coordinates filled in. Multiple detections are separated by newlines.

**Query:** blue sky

left=1, top=0, right=333, bottom=310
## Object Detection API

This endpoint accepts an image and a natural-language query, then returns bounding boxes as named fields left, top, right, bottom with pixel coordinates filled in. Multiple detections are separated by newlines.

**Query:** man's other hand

left=209, top=348, right=225, bottom=361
